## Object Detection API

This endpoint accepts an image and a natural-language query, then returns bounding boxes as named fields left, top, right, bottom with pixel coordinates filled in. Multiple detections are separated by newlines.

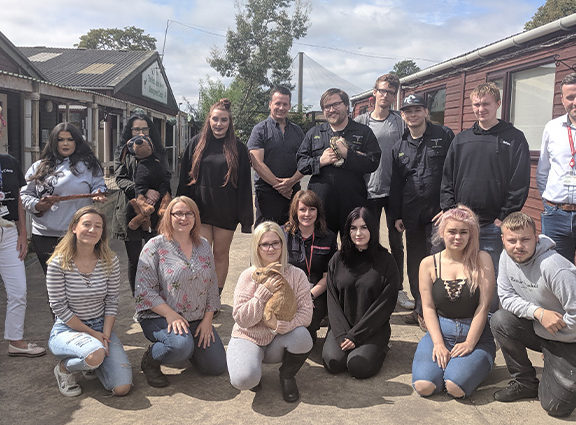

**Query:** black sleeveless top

left=431, top=252, right=480, bottom=319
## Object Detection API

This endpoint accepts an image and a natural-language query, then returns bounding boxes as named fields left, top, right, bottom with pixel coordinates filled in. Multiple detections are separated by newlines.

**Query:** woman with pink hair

left=412, top=204, right=496, bottom=399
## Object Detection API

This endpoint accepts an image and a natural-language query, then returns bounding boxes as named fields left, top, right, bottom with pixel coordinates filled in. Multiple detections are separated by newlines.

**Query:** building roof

left=0, top=31, right=46, bottom=79
left=18, top=46, right=155, bottom=90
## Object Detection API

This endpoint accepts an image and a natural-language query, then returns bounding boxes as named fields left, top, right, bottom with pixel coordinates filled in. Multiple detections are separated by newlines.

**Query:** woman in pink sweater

left=227, top=221, right=313, bottom=403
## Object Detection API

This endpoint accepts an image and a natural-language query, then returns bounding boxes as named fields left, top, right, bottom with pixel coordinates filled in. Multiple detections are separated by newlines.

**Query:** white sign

left=142, top=63, right=168, bottom=104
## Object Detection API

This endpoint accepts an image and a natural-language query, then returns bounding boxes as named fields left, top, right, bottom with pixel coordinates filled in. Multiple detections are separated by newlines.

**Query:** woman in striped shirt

left=47, top=206, right=132, bottom=397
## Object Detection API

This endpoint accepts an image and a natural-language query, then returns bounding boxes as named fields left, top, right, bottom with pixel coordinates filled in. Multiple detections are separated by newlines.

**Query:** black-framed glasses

left=258, top=241, right=282, bottom=251
left=171, top=211, right=195, bottom=219
left=131, top=127, right=150, bottom=133
left=322, top=100, right=345, bottom=111
left=375, top=88, right=397, bottom=97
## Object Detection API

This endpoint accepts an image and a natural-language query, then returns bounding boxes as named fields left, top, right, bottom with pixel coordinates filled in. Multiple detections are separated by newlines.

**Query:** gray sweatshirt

left=20, top=158, right=106, bottom=237
left=498, top=234, right=576, bottom=343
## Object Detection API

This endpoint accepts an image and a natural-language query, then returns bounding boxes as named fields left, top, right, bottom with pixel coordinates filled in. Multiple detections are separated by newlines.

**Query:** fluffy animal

left=252, top=262, right=297, bottom=322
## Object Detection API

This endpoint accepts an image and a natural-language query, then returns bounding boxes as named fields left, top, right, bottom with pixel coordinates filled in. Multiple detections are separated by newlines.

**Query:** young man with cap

left=440, top=82, right=531, bottom=310
left=537, top=72, right=576, bottom=263
left=390, top=94, right=454, bottom=324
left=492, top=212, right=576, bottom=418
left=355, top=74, right=412, bottom=310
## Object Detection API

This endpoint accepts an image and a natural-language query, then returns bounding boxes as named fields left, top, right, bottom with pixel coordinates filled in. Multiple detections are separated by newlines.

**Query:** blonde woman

left=47, top=207, right=131, bottom=397
left=227, top=221, right=313, bottom=403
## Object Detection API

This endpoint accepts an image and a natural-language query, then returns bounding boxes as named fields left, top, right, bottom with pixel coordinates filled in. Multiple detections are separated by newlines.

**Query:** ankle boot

left=141, top=345, right=169, bottom=387
left=278, top=349, right=310, bottom=403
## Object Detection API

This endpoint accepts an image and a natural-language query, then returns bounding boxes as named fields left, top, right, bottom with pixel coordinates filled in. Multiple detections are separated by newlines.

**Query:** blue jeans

left=412, top=316, right=495, bottom=397
left=48, top=317, right=133, bottom=391
left=479, top=223, right=502, bottom=312
left=541, top=204, right=576, bottom=264
left=139, top=317, right=227, bottom=375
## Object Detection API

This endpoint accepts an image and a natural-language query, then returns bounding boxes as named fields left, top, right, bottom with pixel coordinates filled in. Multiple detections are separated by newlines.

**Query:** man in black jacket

left=297, top=88, right=381, bottom=235
left=390, top=94, right=454, bottom=324
left=440, top=82, right=531, bottom=309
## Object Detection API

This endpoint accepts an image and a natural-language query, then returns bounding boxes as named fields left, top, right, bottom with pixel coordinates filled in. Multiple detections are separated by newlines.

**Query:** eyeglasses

left=375, top=88, right=397, bottom=97
left=322, top=100, right=345, bottom=111
left=258, top=241, right=282, bottom=251
left=132, top=127, right=150, bottom=133
left=171, top=211, right=195, bottom=219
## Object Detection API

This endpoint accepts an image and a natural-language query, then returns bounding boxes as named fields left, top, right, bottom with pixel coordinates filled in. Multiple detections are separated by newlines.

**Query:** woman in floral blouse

left=135, top=196, right=226, bottom=387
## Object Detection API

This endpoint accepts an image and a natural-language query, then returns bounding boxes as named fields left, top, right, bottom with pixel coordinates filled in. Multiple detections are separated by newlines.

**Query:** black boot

left=141, top=345, right=169, bottom=387
left=278, top=349, right=310, bottom=403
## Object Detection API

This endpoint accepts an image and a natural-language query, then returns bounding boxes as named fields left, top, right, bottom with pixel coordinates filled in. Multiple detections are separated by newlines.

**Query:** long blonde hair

left=48, top=206, right=115, bottom=274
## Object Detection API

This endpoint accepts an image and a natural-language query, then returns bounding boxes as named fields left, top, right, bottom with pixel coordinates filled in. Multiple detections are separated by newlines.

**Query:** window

left=489, top=61, right=556, bottom=150
left=424, top=87, right=446, bottom=125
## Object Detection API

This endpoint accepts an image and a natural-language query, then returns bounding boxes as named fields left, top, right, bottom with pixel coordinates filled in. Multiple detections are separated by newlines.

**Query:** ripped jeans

left=48, top=317, right=133, bottom=391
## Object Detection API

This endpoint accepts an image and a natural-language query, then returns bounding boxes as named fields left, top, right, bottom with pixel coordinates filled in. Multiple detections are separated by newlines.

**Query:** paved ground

left=0, top=192, right=570, bottom=425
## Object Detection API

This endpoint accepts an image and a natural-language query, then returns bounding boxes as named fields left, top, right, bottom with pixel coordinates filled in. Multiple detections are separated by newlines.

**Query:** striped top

left=47, top=255, right=120, bottom=322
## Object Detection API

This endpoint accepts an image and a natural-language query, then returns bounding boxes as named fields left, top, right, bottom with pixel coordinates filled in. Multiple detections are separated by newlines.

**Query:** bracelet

left=539, top=309, right=544, bottom=322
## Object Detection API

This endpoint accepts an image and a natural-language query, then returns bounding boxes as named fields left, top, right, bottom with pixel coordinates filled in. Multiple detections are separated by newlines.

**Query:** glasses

left=322, top=101, right=345, bottom=111
left=258, top=241, right=282, bottom=251
left=375, top=88, right=397, bottom=97
left=171, top=211, right=195, bottom=219
left=132, top=127, right=150, bottom=133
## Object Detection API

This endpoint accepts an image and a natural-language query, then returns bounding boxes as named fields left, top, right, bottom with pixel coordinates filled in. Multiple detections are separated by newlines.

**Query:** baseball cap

left=400, top=94, right=426, bottom=110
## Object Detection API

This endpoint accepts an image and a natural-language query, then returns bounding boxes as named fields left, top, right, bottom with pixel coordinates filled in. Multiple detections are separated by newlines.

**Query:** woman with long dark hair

left=21, top=122, right=106, bottom=275
left=112, top=113, right=169, bottom=295
left=284, top=190, right=337, bottom=342
left=322, top=207, right=399, bottom=379
left=177, top=99, right=253, bottom=294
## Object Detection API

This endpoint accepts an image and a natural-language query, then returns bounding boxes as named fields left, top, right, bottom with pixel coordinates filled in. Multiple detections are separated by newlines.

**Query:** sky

left=0, top=0, right=547, bottom=111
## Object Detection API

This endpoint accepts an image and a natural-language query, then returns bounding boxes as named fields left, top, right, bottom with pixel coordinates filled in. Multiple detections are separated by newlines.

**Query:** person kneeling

left=322, top=207, right=400, bottom=379
left=227, top=222, right=313, bottom=402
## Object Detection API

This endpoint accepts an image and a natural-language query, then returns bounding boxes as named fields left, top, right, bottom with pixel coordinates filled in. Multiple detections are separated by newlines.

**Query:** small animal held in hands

left=252, top=262, right=297, bottom=322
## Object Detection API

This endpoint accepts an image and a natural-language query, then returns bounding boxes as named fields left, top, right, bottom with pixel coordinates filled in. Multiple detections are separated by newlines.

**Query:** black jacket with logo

left=390, top=123, right=453, bottom=228
left=440, top=120, right=530, bottom=225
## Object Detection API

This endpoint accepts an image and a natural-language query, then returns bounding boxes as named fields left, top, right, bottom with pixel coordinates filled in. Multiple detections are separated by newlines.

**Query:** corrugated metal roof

left=18, top=46, right=155, bottom=88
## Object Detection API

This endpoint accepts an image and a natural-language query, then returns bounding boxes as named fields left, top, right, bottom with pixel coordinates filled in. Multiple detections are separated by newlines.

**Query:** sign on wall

left=142, top=63, right=168, bottom=104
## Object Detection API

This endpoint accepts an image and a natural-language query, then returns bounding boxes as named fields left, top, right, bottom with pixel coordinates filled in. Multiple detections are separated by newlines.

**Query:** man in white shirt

left=536, top=72, right=576, bottom=263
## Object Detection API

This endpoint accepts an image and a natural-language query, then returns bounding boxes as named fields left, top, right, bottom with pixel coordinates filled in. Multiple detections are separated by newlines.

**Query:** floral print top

left=135, top=235, right=220, bottom=322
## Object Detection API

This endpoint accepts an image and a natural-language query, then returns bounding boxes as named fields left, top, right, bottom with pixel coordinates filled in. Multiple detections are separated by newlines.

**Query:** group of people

left=0, top=71, right=574, bottom=417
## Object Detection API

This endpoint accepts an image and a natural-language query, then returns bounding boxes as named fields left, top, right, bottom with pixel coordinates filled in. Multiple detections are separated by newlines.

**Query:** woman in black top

left=412, top=204, right=495, bottom=399
left=284, top=190, right=337, bottom=342
left=177, top=99, right=253, bottom=294
left=323, top=207, right=399, bottom=378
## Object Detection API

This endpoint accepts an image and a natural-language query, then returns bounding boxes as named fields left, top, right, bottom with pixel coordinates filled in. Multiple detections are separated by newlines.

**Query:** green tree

left=524, top=0, right=576, bottom=30
left=75, top=26, right=157, bottom=50
left=208, top=0, right=310, bottom=135
left=390, top=60, right=421, bottom=79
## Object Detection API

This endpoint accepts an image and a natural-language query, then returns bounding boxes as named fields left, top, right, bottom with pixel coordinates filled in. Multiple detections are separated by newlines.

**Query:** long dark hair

left=285, top=190, right=328, bottom=235
left=121, top=113, right=163, bottom=153
left=341, top=207, right=381, bottom=264
left=29, top=122, right=103, bottom=182
left=188, top=99, right=239, bottom=188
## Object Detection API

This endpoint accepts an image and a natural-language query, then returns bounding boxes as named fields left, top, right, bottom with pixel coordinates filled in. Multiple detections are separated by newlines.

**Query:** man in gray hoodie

left=491, top=212, right=576, bottom=418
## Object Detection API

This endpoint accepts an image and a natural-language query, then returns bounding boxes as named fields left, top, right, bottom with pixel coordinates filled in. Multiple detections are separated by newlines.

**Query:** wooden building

left=350, top=13, right=576, bottom=230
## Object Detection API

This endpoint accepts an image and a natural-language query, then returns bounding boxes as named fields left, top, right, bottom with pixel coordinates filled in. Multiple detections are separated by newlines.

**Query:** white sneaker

left=54, top=363, right=82, bottom=397
left=397, top=290, right=415, bottom=310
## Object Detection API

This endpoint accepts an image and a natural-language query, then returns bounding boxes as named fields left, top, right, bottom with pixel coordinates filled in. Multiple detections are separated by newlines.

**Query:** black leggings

left=125, top=234, right=154, bottom=295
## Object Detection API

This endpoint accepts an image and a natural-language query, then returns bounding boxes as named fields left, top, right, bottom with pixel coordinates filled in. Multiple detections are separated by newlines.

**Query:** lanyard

left=569, top=125, right=576, bottom=169
left=304, top=232, right=315, bottom=278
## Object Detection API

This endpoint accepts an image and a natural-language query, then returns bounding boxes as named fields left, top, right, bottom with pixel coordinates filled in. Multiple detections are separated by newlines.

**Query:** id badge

left=0, top=205, right=9, bottom=217
left=563, top=173, right=576, bottom=186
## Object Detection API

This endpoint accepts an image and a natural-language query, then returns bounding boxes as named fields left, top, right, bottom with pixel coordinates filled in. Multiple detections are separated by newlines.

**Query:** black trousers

left=125, top=233, right=154, bottom=295
left=254, top=188, right=294, bottom=227
left=322, top=325, right=390, bottom=379
left=31, top=234, right=61, bottom=275
left=366, top=197, right=404, bottom=290
left=491, top=309, right=576, bottom=417
left=308, top=292, right=328, bottom=336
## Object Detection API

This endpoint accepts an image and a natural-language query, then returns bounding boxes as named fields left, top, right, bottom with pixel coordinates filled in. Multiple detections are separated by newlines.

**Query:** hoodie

left=498, top=234, right=576, bottom=343
left=440, top=120, right=530, bottom=225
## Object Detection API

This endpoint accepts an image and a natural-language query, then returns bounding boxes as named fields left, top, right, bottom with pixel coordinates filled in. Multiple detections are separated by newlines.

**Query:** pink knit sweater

left=231, top=264, right=313, bottom=345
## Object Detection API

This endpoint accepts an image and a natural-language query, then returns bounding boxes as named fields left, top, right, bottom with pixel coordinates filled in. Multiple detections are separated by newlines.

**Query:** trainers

left=397, top=291, right=415, bottom=310
left=54, top=363, right=82, bottom=397
left=8, top=342, right=46, bottom=358
left=494, top=380, right=538, bottom=402
left=82, top=370, right=98, bottom=381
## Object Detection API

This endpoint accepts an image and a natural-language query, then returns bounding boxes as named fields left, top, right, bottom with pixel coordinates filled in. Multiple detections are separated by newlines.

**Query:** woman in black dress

left=323, top=207, right=399, bottom=378
left=284, top=190, right=337, bottom=342
left=177, top=99, right=253, bottom=294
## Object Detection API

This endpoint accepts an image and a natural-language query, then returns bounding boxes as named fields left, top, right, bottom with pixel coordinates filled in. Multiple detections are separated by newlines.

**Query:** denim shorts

left=49, top=317, right=132, bottom=391
left=412, top=315, right=496, bottom=397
